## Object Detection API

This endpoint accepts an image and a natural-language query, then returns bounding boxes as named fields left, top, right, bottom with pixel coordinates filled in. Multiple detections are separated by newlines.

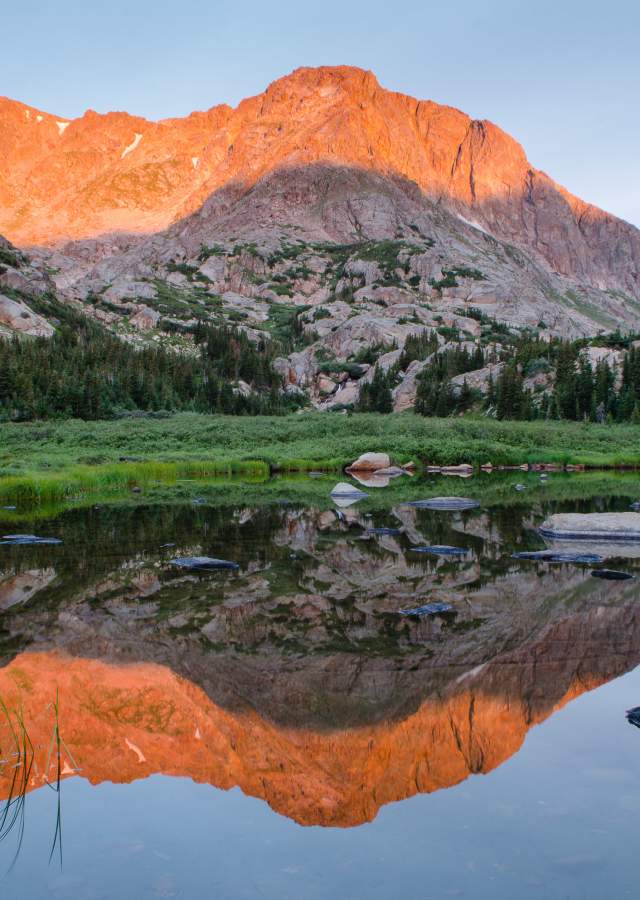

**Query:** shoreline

left=2, top=412, right=640, bottom=504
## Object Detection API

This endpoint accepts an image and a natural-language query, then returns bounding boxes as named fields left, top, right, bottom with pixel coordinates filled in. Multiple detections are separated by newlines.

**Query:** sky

left=2, top=0, right=639, bottom=226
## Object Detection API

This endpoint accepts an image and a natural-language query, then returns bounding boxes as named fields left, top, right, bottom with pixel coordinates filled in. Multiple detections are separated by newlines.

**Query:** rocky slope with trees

left=2, top=67, right=640, bottom=421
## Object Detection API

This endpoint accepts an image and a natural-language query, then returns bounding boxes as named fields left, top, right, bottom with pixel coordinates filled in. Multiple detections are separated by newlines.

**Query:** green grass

left=0, top=459, right=270, bottom=506
left=1, top=412, right=640, bottom=506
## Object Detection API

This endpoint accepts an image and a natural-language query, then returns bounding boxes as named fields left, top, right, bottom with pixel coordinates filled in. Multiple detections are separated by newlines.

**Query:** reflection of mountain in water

left=1, top=601, right=639, bottom=829
left=0, top=498, right=639, bottom=826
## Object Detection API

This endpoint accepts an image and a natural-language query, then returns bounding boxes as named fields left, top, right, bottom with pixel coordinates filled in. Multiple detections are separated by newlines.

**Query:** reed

left=0, top=692, right=74, bottom=868
left=0, top=459, right=271, bottom=506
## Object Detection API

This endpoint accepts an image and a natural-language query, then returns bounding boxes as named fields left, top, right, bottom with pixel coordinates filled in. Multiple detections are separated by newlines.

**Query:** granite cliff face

left=2, top=66, right=639, bottom=296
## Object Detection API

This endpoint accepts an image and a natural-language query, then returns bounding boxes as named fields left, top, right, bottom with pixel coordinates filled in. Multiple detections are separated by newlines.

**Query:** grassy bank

left=2, top=470, right=640, bottom=523
left=1, top=412, right=640, bottom=505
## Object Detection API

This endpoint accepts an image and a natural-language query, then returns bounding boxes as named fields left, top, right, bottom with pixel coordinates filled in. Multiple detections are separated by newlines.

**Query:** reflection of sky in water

left=2, top=665, right=640, bottom=900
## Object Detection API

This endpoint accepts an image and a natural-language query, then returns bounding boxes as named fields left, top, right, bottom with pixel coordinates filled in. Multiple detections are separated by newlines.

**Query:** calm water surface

left=0, top=472, right=638, bottom=899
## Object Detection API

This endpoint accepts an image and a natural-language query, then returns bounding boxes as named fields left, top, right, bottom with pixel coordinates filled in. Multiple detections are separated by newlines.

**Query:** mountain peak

left=0, top=65, right=638, bottom=308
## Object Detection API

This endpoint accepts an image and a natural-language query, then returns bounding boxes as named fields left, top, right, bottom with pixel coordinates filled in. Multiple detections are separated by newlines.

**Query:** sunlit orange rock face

left=0, top=651, right=606, bottom=827
left=1, top=65, right=636, bottom=278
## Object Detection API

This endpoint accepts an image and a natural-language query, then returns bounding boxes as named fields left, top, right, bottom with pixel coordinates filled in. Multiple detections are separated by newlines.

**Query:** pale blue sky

left=2, top=0, right=639, bottom=225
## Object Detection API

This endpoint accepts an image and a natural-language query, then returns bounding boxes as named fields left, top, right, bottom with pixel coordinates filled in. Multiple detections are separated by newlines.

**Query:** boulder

left=348, top=452, right=391, bottom=471
left=539, top=513, right=640, bottom=541
left=317, top=375, right=337, bottom=396
left=0, top=294, right=54, bottom=337
left=103, top=279, right=157, bottom=303
left=129, top=305, right=161, bottom=330
left=330, top=482, right=368, bottom=497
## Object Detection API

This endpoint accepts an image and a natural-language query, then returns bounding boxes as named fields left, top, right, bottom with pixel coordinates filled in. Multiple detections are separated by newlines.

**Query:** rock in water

left=512, top=550, right=604, bottom=563
left=406, top=497, right=480, bottom=511
left=170, top=557, right=239, bottom=571
left=330, top=482, right=369, bottom=497
left=0, top=534, right=62, bottom=545
left=626, top=707, right=640, bottom=728
left=348, top=453, right=391, bottom=471
left=398, top=602, right=455, bottom=617
left=410, top=545, right=470, bottom=556
left=591, top=569, right=635, bottom=581
left=539, top=513, right=640, bottom=541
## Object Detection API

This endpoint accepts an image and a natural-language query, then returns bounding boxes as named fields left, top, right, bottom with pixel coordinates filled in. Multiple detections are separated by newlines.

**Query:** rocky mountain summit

left=2, top=67, right=640, bottom=412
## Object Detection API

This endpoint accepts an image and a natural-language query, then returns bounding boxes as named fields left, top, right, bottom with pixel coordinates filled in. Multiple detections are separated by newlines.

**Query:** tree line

left=0, top=297, right=294, bottom=421
left=413, top=333, right=640, bottom=422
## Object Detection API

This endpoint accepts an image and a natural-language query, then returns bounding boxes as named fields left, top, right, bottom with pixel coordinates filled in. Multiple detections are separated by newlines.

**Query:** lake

left=0, top=470, right=638, bottom=899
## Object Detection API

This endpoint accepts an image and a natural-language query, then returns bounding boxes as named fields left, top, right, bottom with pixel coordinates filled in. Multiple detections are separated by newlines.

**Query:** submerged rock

left=170, top=556, right=239, bottom=571
left=540, top=513, right=640, bottom=541
left=591, top=569, right=635, bottom=581
left=410, top=545, right=470, bottom=556
left=406, top=497, right=480, bottom=511
left=626, top=707, right=640, bottom=728
left=398, top=602, right=455, bottom=617
left=0, top=534, right=62, bottom=545
left=512, top=550, right=604, bottom=563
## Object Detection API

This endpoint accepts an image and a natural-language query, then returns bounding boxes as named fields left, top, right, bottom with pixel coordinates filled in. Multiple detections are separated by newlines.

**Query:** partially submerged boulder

left=330, top=482, right=368, bottom=497
left=348, top=452, right=391, bottom=471
left=591, top=569, right=635, bottom=581
left=540, top=513, right=640, bottom=541
left=330, top=482, right=369, bottom=507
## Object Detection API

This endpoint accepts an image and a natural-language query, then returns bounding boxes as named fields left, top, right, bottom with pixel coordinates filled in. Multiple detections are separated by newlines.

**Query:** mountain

left=2, top=66, right=640, bottom=414
left=2, top=66, right=639, bottom=297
